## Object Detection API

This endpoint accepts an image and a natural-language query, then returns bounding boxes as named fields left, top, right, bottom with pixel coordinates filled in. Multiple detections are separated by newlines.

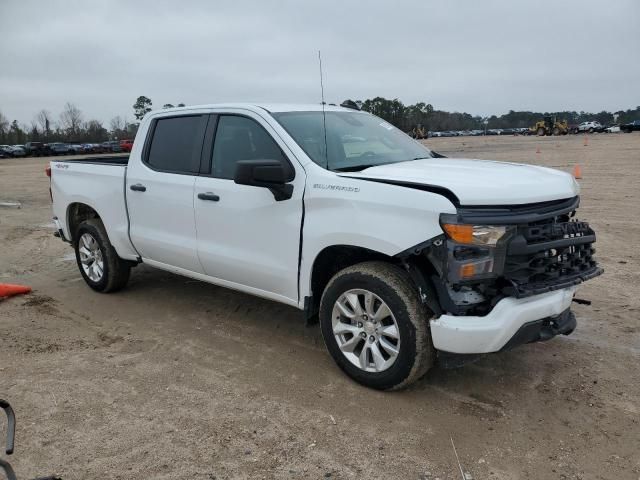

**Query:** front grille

left=502, top=213, right=603, bottom=297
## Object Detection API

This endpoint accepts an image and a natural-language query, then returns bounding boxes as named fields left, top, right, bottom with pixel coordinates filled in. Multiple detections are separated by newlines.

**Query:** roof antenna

left=318, top=50, right=329, bottom=170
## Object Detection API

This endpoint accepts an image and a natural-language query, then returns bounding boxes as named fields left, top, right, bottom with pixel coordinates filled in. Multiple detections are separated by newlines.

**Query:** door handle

left=130, top=184, right=146, bottom=192
left=198, top=192, right=220, bottom=202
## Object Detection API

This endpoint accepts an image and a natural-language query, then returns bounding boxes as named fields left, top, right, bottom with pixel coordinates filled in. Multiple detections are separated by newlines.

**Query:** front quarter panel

left=300, top=169, right=457, bottom=301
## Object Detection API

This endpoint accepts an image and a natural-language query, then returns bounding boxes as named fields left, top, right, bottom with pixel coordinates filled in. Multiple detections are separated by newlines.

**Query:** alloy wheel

left=331, top=289, right=401, bottom=373
left=78, top=233, right=104, bottom=282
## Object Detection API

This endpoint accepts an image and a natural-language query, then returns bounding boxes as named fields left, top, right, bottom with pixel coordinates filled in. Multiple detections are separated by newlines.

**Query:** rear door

left=193, top=112, right=305, bottom=304
left=126, top=114, right=208, bottom=273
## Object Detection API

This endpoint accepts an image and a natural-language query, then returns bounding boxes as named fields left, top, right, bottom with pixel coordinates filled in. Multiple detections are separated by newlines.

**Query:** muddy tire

left=552, top=127, right=560, bottom=136
left=537, top=127, right=546, bottom=136
left=319, top=261, right=435, bottom=390
left=74, top=218, right=131, bottom=293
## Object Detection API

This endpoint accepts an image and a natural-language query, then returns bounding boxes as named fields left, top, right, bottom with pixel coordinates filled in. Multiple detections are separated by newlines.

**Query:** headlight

left=437, top=216, right=513, bottom=282
left=441, top=223, right=507, bottom=246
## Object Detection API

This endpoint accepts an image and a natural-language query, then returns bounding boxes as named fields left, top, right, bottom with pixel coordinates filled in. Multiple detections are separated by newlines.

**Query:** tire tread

left=75, top=218, right=130, bottom=293
left=320, top=261, right=434, bottom=390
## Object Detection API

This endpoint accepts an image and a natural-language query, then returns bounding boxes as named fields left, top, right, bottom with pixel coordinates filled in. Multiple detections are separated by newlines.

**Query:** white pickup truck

left=49, top=103, right=602, bottom=389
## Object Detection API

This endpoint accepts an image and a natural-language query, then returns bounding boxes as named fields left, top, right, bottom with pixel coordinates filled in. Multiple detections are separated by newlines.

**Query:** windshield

left=273, top=110, right=432, bottom=171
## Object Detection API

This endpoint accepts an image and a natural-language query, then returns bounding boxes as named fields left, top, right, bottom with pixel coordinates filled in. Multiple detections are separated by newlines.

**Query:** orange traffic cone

left=536, top=146, right=541, bottom=154
left=0, top=284, right=32, bottom=299
left=573, top=164, right=582, bottom=179
left=583, top=136, right=588, bottom=146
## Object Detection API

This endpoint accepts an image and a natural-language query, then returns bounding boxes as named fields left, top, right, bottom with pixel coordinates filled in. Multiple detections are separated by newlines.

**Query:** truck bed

left=50, top=155, right=139, bottom=260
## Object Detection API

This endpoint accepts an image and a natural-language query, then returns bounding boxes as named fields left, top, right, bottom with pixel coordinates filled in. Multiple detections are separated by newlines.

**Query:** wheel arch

left=305, top=243, right=440, bottom=322
left=66, top=202, right=103, bottom=244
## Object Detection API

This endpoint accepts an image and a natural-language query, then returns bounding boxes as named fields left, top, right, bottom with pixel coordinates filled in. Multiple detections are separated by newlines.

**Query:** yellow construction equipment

left=529, top=116, right=569, bottom=136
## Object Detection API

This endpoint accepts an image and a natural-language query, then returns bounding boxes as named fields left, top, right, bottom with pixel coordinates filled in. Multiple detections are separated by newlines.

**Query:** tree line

left=356, top=97, right=640, bottom=132
left=2, top=95, right=639, bottom=145
left=0, top=102, right=139, bottom=146
left=0, top=96, right=182, bottom=145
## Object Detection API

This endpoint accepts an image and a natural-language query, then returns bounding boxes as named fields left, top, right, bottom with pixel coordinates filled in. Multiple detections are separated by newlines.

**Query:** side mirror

left=234, top=160, right=294, bottom=201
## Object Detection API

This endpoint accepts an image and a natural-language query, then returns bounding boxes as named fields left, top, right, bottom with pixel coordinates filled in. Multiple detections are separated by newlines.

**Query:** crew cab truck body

left=49, top=103, right=603, bottom=390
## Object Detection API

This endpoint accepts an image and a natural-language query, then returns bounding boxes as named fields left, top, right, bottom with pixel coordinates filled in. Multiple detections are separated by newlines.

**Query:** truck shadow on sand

left=119, top=265, right=568, bottom=407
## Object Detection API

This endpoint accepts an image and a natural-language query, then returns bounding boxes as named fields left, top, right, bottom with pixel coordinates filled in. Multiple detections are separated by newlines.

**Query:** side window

left=146, top=115, right=206, bottom=174
left=211, top=115, right=287, bottom=180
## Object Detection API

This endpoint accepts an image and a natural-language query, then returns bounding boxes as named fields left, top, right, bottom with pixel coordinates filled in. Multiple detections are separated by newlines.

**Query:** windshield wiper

left=409, top=152, right=446, bottom=160
left=333, top=164, right=378, bottom=172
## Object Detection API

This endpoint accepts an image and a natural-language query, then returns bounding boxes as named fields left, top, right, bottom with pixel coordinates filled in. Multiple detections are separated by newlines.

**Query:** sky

left=1, top=0, right=638, bottom=126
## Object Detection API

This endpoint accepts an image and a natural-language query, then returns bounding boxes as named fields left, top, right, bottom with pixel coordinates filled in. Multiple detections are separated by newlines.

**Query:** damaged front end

left=401, top=196, right=603, bottom=362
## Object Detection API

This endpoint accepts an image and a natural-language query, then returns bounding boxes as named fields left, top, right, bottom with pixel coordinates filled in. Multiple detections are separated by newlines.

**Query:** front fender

left=299, top=174, right=456, bottom=302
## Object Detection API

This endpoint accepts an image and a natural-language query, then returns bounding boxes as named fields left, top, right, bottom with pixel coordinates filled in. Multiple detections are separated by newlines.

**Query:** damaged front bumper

left=430, top=286, right=576, bottom=354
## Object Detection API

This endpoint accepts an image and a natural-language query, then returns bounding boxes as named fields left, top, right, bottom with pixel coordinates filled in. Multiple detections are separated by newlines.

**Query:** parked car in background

left=621, top=120, right=640, bottom=133
left=48, top=143, right=72, bottom=155
left=605, top=124, right=621, bottom=133
left=100, top=140, right=122, bottom=153
left=119, top=139, right=134, bottom=152
left=24, top=141, right=52, bottom=156
left=0, top=145, right=14, bottom=157
left=575, top=121, right=605, bottom=133
left=83, top=143, right=101, bottom=153
left=69, top=144, right=85, bottom=154
left=8, top=145, right=26, bottom=157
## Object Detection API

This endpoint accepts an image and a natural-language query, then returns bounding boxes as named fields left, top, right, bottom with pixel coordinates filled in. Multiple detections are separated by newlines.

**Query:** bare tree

left=35, top=109, right=52, bottom=137
left=0, top=110, right=9, bottom=140
left=85, top=119, right=108, bottom=142
left=29, top=121, right=40, bottom=139
left=59, top=102, right=83, bottom=137
left=109, top=116, right=125, bottom=133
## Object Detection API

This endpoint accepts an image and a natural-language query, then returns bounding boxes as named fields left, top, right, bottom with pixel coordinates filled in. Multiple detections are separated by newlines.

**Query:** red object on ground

left=0, top=284, right=32, bottom=299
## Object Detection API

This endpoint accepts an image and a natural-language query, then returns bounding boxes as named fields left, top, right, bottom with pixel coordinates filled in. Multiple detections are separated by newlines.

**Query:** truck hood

left=340, top=158, right=579, bottom=206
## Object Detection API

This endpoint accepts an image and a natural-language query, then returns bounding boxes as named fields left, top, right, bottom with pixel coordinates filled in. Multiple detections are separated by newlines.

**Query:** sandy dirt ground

left=0, top=133, right=639, bottom=480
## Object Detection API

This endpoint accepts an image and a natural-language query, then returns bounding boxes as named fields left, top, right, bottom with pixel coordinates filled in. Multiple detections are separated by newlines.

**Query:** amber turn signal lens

left=460, top=263, right=476, bottom=278
left=442, top=224, right=474, bottom=244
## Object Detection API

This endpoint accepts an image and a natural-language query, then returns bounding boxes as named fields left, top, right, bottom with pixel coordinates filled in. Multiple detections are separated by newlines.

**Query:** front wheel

left=537, top=127, right=546, bottom=136
left=74, top=218, right=131, bottom=293
left=319, top=261, right=435, bottom=390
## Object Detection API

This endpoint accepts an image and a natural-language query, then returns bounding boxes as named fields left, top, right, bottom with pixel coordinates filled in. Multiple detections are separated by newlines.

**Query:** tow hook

left=572, top=297, right=592, bottom=305
left=0, top=399, right=61, bottom=480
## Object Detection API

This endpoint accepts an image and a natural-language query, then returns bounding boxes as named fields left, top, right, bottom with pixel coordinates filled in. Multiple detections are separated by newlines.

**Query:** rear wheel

left=552, top=127, right=560, bottom=136
left=319, top=261, right=435, bottom=390
left=74, top=218, right=131, bottom=293
left=588, top=127, right=594, bottom=133
left=537, top=127, right=546, bottom=136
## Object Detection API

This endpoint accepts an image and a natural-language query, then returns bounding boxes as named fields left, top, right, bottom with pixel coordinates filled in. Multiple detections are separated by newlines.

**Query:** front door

left=194, top=113, right=304, bottom=305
